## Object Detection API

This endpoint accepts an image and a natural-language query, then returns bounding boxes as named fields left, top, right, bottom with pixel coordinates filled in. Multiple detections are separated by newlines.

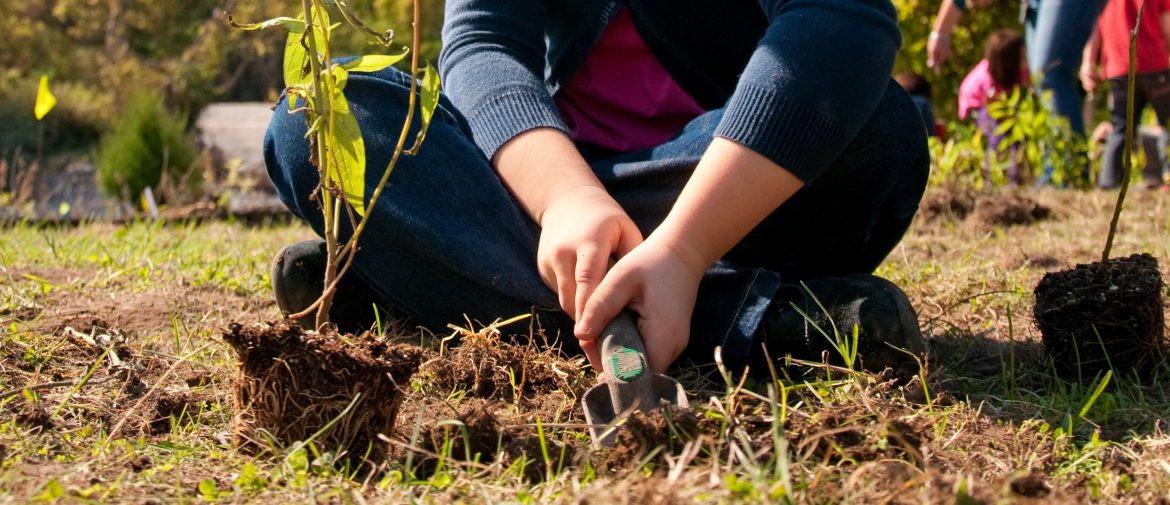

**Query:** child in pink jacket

left=959, top=28, right=1030, bottom=184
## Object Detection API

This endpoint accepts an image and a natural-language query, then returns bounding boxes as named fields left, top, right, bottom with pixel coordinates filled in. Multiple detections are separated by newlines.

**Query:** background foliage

left=0, top=0, right=442, bottom=158
left=95, top=89, right=200, bottom=203
left=892, top=0, right=1025, bottom=121
left=4, top=0, right=1080, bottom=193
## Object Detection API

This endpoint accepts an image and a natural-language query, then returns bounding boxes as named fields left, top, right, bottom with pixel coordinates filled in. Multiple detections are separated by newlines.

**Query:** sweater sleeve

left=713, top=0, right=902, bottom=184
left=438, top=0, right=568, bottom=160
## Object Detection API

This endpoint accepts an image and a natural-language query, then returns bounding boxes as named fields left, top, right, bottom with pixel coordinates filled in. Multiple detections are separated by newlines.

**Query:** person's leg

left=1142, top=70, right=1170, bottom=186
left=589, top=80, right=930, bottom=373
left=266, top=66, right=928, bottom=373
left=1027, top=0, right=1107, bottom=136
left=1101, top=77, right=1130, bottom=188
left=264, top=66, right=572, bottom=344
left=1100, top=76, right=1137, bottom=188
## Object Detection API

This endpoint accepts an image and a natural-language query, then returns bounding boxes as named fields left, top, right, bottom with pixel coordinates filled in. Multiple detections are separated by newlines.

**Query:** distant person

left=1087, top=121, right=1170, bottom=190
left=895, top=71, right=943, bottom=138
left=959, top=28, right=1030, bottom=184
left=928, top=0, right=1107, bottom=185
left=1080, top=0, right=1170, bottom=189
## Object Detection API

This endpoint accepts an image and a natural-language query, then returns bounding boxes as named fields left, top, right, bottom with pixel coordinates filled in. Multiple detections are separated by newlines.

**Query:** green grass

left=1, top=190, right=1170, bottom=503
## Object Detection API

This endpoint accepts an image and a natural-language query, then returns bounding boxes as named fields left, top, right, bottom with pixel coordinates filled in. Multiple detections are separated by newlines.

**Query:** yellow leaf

left=35, top=75, right=57, bottom=120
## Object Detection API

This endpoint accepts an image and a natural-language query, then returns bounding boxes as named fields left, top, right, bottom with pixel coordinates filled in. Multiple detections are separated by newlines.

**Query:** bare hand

left=927, top=33, right=952, bottom=74
left=574, top=237, right=704, bottom=373
left=1080, top=65, right=1098, bottom=93
left=537, top=186, right=642, bottom=321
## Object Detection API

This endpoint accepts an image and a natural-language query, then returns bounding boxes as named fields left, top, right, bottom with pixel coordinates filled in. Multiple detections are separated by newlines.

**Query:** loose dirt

left=917, top=186, right=1052, bottom=229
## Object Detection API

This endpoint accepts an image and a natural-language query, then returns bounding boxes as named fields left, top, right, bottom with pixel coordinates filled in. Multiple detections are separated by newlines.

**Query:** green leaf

left=326, top=65, right=349, bottom=94
left=197, top=479, right=218, bottom=500
left=35, top=479, right=66, bottom=501
left=420, top=64, right=441, bottom=128
left=283, top=31, right=311, bottom=92
left=324, top=94, right=367, bottom=216
left=408, top=63, right=442, bottom=153
left=229, top=16, right=306, bottom=33
left=282, top=12, right=330, bottom=90
left=341, top=49, right=410, bottom=73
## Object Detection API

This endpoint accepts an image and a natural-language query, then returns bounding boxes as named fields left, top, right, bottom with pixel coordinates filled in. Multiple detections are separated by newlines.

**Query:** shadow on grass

left=926, top=329, right=1170, bottom=441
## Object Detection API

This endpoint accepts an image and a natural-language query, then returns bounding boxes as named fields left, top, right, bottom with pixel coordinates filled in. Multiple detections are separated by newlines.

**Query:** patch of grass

left=1, top=190, right=1170, bottom=502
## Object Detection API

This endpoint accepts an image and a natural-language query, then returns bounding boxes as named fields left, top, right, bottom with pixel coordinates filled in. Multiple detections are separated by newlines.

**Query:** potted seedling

left=1033, top=8, right=1166, bottom=380
left=224, top=0, right=439, bottom=465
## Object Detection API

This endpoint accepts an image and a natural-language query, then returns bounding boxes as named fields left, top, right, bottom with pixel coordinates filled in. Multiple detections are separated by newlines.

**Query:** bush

left=96, top=91, right=200, bottom=202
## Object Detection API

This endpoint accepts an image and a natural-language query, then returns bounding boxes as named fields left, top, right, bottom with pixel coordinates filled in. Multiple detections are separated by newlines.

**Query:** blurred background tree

left=0, top=0, right=442, bottom=158
left=3, top=0, right=1044, bottom=195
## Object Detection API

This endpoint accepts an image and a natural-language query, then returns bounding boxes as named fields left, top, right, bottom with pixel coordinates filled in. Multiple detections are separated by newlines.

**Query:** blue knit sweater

left=439, top=0, right=902, bottom=184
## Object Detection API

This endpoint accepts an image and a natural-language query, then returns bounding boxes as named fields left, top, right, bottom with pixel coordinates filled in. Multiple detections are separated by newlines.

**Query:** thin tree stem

left=1102, top=0, right=1145, bottom=262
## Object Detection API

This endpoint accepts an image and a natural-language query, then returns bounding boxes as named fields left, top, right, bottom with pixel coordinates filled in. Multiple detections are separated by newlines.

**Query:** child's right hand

left=536, top=185, right=643, bottom=323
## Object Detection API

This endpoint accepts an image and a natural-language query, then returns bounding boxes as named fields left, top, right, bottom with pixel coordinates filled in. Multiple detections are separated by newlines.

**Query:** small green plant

left=988, top=86, right=1090, bottom=187
left=95, top=89, right=200, bottom=203
left=231, top=0, right=440, bottom=329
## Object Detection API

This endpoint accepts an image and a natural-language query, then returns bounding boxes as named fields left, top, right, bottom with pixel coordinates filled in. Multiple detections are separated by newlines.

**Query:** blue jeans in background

left=1026, top=0, right=1108, bottom=185
left=263, top=67, right=929, bottom=372
left=1025, top=0, right=1107, bottom=137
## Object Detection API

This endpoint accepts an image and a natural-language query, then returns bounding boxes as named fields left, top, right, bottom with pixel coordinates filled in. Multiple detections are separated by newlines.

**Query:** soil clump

left=414, top=328, right=591, bottom=414
left=918, top=185, right=976, bottom=222
left=918, top=186, right=1051, bottom=228
left=1033, top=253, right=1166, bottom=379
left=222, top=321, right=424, bottom=464
left=394, top=328, right=590, bottom=480
left=972, top=190, right=1051, bottom=228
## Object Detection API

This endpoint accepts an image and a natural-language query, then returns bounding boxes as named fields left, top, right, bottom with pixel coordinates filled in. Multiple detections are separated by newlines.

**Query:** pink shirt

left=957, top=59, right=1029, bottom=120
left=554, top=7, right=707, bottom=153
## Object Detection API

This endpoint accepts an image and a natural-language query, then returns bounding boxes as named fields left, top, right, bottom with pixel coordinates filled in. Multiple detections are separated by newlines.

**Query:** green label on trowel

left=610, top=347, right=645, bottom=381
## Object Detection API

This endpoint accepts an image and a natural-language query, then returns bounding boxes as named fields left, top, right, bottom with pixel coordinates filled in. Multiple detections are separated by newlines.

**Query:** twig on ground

left=0, top=376, right=115, bottom=403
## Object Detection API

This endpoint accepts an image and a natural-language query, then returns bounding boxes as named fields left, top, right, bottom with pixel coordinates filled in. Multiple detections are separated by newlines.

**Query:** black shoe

left=749, top=274, right=927, bottom=373
left=271, top=239, right=387, bottom=333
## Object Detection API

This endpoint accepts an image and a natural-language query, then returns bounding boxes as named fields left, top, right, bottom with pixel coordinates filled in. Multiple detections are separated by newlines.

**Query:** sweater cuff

left=463, top=89, right=569, bottom=159
left=714, top=83, right=851, bottom=184
left=952, top=0, right=968, bottom=12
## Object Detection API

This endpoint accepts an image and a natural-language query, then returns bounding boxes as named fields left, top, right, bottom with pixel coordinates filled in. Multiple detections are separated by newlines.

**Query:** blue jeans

left=1025, top=0, right=1107, bottom=137
left=263, top=67, right=929, bottom=371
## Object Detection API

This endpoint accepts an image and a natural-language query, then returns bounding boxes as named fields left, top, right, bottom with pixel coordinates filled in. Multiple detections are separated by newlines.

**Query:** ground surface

left=2, top=187, right=1170, bottom=503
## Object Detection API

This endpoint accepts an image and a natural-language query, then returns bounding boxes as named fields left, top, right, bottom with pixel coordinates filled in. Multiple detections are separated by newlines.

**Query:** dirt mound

left=602, top=406, right=712, bottom=468
left=396, top=396, right=574, bottom=482
left=918, top=185, right=976, bottom=222
left=223, top=321, right=425, bottom=463
left=415, top=330, right=590, bottom=414
left=1034, top=253, right=1166, bottom=379
left=917, top=187, right=1052, bottom=229
left=972, top=191, right=1051, bottom=228
left=149, top=390, right=204, bottom=435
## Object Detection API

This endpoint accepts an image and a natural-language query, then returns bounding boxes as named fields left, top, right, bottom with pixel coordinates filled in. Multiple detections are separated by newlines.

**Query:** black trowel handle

left=600, top=310, right=659, bottom=414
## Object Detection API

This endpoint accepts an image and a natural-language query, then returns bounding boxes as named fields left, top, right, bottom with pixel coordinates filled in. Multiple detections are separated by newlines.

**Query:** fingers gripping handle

left=600, top=310, right=659, bottom=414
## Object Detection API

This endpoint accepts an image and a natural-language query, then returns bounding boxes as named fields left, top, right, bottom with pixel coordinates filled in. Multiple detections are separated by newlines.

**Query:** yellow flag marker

left=35, top=75, right=57, bottom=120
